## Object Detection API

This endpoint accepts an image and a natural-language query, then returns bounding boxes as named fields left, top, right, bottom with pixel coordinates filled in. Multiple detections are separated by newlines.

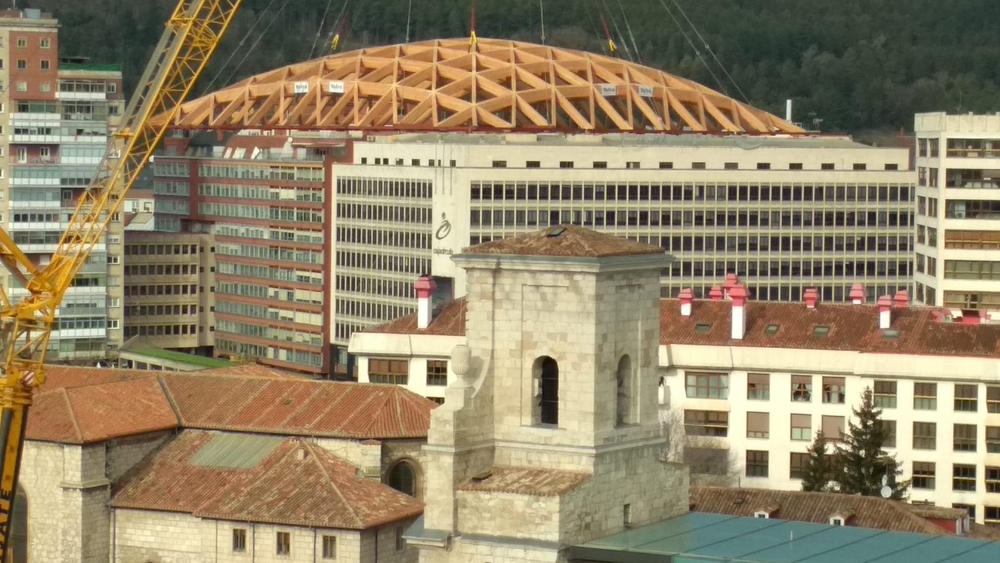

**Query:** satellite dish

left=882, top=475, right=888, bottom=487
left=880, top=486, right=892, bottom=499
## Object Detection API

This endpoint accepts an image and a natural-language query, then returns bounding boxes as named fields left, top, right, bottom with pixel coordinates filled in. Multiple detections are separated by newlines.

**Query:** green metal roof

left=124, top=346, right=234, bottom=369
left=569, top=513, right=1000, bottom=563
left=188, top=433, right=283, bottom=469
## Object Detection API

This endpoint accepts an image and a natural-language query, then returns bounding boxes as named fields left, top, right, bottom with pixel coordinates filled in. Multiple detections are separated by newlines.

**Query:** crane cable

left=599, top=1, right=632, bottom=63
left=667, top=0, right=750, bottom=104
left=539, top=0, right=545, bottom=45
left=615, top=0, right=642, bottom=65
left=654, top=0, right=728, bottom=97
left=218, top=0, right=294, bottom=87
left=309, top=0, right=341, bottom=59
left=405, top=0, right=413, bottom=42
left=202, top=0, right=282, bottom=93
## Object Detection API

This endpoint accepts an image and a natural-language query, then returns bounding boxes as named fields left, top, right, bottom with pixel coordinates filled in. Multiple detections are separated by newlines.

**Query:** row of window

left=695, top=371, right=1000, bottom=414
left=368, top=359, right=448, bottom=386
left=124, top=284, right=202, bottom=297
left=123, top=243, right=202, bottom=256
left=125, top=264, right=202, bottom=277
left=215, top=337, right=323, bottom=367
left=216, top=261, right=323, bottom=286
left=663, top=283, right=907, bottom=304
left=199, top=183, right=325, bottom=202
left=196, top=163, right=324, bottom=182
left=216, top=318, right=323, bottom=346
left=335, top=177, right=432, bottom=199
left=122, top=324, right=203, bottom=338
left=198, top=203, right=324, bottom=223
left=217, top=242, right=322, bottom=265
left=337, top=298, right=414, bottom=328
left=470, top=182, right=912, bottom=204
left=943, top=260, right=1000, bottom=281
left=470, top=207, right=914, bottom=230
left=230, top=528, right=401, bottom=557
left=663, top=259, right=911, bottom=279
left=489, top=160, right=898, bottom=172
left=216, top=301, right=321, bottom=327
left=216, top=282, right=323, bottom=306
left=337, top=202, right=434, bottom=225
left=124, top=304, right=202, bottom=318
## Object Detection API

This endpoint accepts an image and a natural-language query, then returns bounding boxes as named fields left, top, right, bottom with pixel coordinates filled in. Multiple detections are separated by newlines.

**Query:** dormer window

left=830, top=517, right=844, bottom=526
left=754, top=511, right=770, bottom=519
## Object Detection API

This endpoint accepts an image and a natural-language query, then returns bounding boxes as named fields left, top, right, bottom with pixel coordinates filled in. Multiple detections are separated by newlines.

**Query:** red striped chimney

left=804, top=288, right=819, bottom=309
left=729, top=284, right=749, bottom=340
left=878, top=295, right=892, bottom=330
left=414, top=277, right=437, bottom=329
left=679, top=288, right=694, bottom=317
left=849, top=284, right=866, bottom=305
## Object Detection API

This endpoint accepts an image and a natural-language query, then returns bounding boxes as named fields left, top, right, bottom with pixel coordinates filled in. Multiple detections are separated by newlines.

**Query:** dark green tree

left=833, top=386, right=909, bottom=499
left=800, top=429, right=831, bottom=493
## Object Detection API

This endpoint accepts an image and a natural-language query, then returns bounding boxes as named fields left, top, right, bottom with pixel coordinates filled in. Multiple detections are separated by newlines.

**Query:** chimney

left=709, top=286, right=724, bottom=301
left=679, top=288, right=694, bottom=317
left=804, top=288, right=819, bottom=309
left=893, top=290, right=909, bottom=308
left=414, top=276, right=437, bottom=329
left=722, top=273, right=739, bottom=298
left=877, top=295, right=892, bottom=330
left=849, top=283, right=866, bottom=305
left=729, top=284, right=749, bottom=340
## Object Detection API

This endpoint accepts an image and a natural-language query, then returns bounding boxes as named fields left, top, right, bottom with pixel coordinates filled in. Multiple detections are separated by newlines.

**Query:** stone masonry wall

left=382, top=439, right=426, bottom=497
left=457, top=490, right=561, bottom=542
left=114, top=509, right=371, bottom=563
left=315, top=438, right=383, bottom=479
left=418, top=537, right=560, bottom=563
left=105, top=432, right=173, bottom=481
left=359, top=520, right=419, bottom=563
left=20, top=441, right=76, bottom=563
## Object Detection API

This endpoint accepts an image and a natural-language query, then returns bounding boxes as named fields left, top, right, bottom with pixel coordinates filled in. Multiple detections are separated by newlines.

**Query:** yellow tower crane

left=0, top=0, right=244, bottom=555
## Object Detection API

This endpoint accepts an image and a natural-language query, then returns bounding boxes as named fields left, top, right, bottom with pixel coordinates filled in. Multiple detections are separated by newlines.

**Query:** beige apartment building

left=914, top=112, right=1000, bottom=318
left=0, top=8, right=125, bottom=360
left=121, top=230, right=216, bottom=356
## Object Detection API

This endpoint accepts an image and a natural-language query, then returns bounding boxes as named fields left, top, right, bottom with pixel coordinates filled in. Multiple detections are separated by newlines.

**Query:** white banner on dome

left=638, top=85, right=654, bottom=98
left=293, top=81, right=309, bottom=94
left=328, top=81, right=345, bottom=94
left=599, top=84, right=617, bottom=97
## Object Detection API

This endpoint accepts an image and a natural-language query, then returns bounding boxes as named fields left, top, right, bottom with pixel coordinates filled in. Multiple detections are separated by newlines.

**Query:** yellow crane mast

left=0, top=0, right=243, bottom=555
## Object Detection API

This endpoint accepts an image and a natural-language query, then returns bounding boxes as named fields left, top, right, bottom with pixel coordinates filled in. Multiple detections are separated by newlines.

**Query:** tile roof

left=160, top=374, right=436, bottom=439
left=27, top=377, right=178, bottom=445
left=28, top=367, right=435, bottom=444
left=660, top=299, right=1000, bottom=358
left=362, top=297, right=1000, bottom=359
left=457, top=466, right=591, bottom=496
left=462, top=225, right=665, bottom=258
left=111, top=430, right=423, bottom=529
left=364, top=298, right=467, bottom=337
left=690, top=486, right=961, bottom=536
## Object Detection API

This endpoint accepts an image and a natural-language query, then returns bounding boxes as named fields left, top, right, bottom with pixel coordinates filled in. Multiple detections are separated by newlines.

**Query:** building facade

left=0, top=8, right=125, bottom=361
left=122, top=230, right=216, bottom=354
left=148, top=132, right=347, bottom=375
left=331, top=133, right=915, bottom=362
left=914, top=112, right=1000, bottom=316
left=351, top=250, right=1000, bottom=524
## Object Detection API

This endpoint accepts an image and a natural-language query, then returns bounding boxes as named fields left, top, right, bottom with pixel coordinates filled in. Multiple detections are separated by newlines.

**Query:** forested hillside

left=28, top=0, right=1000, bottom=133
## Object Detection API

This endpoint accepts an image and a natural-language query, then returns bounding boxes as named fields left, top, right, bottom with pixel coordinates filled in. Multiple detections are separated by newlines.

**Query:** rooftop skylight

left=764, top=324, right=780, bottom=335
left=812, top=326, right=831, bottom=337
left=694, top=323, right=712, bottom=334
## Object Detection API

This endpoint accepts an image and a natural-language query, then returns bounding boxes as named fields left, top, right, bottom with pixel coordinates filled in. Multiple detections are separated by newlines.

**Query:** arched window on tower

left=533, top=356, right=559, bottom=426
left=616, top=354, right=633, bottom=427
left=9, top=486, right=27, bottom=563
left=388, top=460, right=417, bottom=497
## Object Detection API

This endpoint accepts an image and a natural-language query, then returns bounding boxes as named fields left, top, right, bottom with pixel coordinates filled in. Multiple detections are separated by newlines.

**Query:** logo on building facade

left=435, top=213, right=452, bottom=240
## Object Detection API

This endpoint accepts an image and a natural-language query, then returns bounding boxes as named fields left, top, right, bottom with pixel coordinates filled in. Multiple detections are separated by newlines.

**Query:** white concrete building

left=330, top=132, right=916, bottom=356
left=17, top=365, right=435, bottom=563
left=914, top=112, right=1000, bottom=316
left=350, top=234, right=1000, bottom=524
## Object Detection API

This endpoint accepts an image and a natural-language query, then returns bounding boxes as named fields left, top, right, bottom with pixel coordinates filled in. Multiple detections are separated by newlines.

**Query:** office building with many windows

left=349, top=233, right=1000, bottom=523
left=0, top=8, right=125, bottom=360
left=331, top=132, right=915, bottom=357
left=148, top=132, right=347, bottom=376
left=914, top=112, right=1000, bottom=317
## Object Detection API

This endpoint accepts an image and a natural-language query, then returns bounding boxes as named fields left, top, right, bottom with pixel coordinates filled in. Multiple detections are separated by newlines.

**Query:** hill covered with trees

left=30, top=0, right=1000, bottom=133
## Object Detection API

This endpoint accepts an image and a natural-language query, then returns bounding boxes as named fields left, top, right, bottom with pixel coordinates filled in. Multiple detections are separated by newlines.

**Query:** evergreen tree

left=833, top=386, right=909, bottom=499
left=800, top=429, right=830, bottom=492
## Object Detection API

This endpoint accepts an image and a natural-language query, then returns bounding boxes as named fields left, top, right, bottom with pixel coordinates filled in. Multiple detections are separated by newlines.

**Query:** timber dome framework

left=160, top=38, right=804, bottom=135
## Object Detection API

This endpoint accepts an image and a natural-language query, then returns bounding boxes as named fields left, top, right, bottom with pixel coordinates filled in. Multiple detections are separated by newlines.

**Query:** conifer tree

left=833, top=386, right=909, bottom=499
left=800, top=429, right=830, bottom=493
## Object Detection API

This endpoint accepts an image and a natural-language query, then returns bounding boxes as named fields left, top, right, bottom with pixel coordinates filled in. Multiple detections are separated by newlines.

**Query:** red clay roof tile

left=112, top=431, right=422, bottom=529
left=458, top=466, right=591, bottom=496
left=463, top=225, right=664, bottom=258
left=365, top=296, right=1000, bottom=359
left=29, top=367, right=435, bottom=444
left=690, top=486, right=962, bottom=536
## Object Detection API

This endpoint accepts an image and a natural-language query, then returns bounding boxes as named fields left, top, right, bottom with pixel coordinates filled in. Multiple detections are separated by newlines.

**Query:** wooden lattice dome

left=158, top=38, right=804, bottom=134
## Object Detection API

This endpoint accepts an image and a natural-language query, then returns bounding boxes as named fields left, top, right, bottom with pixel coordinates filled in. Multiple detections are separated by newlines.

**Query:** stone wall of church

left=457, top=490, right=561, bottom=542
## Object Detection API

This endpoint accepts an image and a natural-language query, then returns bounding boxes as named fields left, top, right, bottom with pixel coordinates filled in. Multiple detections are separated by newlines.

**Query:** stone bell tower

left=408, top=226, right=689, bottom=563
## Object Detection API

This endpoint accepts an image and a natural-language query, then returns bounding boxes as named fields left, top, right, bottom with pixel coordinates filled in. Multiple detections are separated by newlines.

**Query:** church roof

left=461, top=225, right=665, bottom=258
left=111, top=430, right=423, bottom=529
left=457, top=466, right=591, bottom=497
left=28, top=366, right=437, bottom=445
